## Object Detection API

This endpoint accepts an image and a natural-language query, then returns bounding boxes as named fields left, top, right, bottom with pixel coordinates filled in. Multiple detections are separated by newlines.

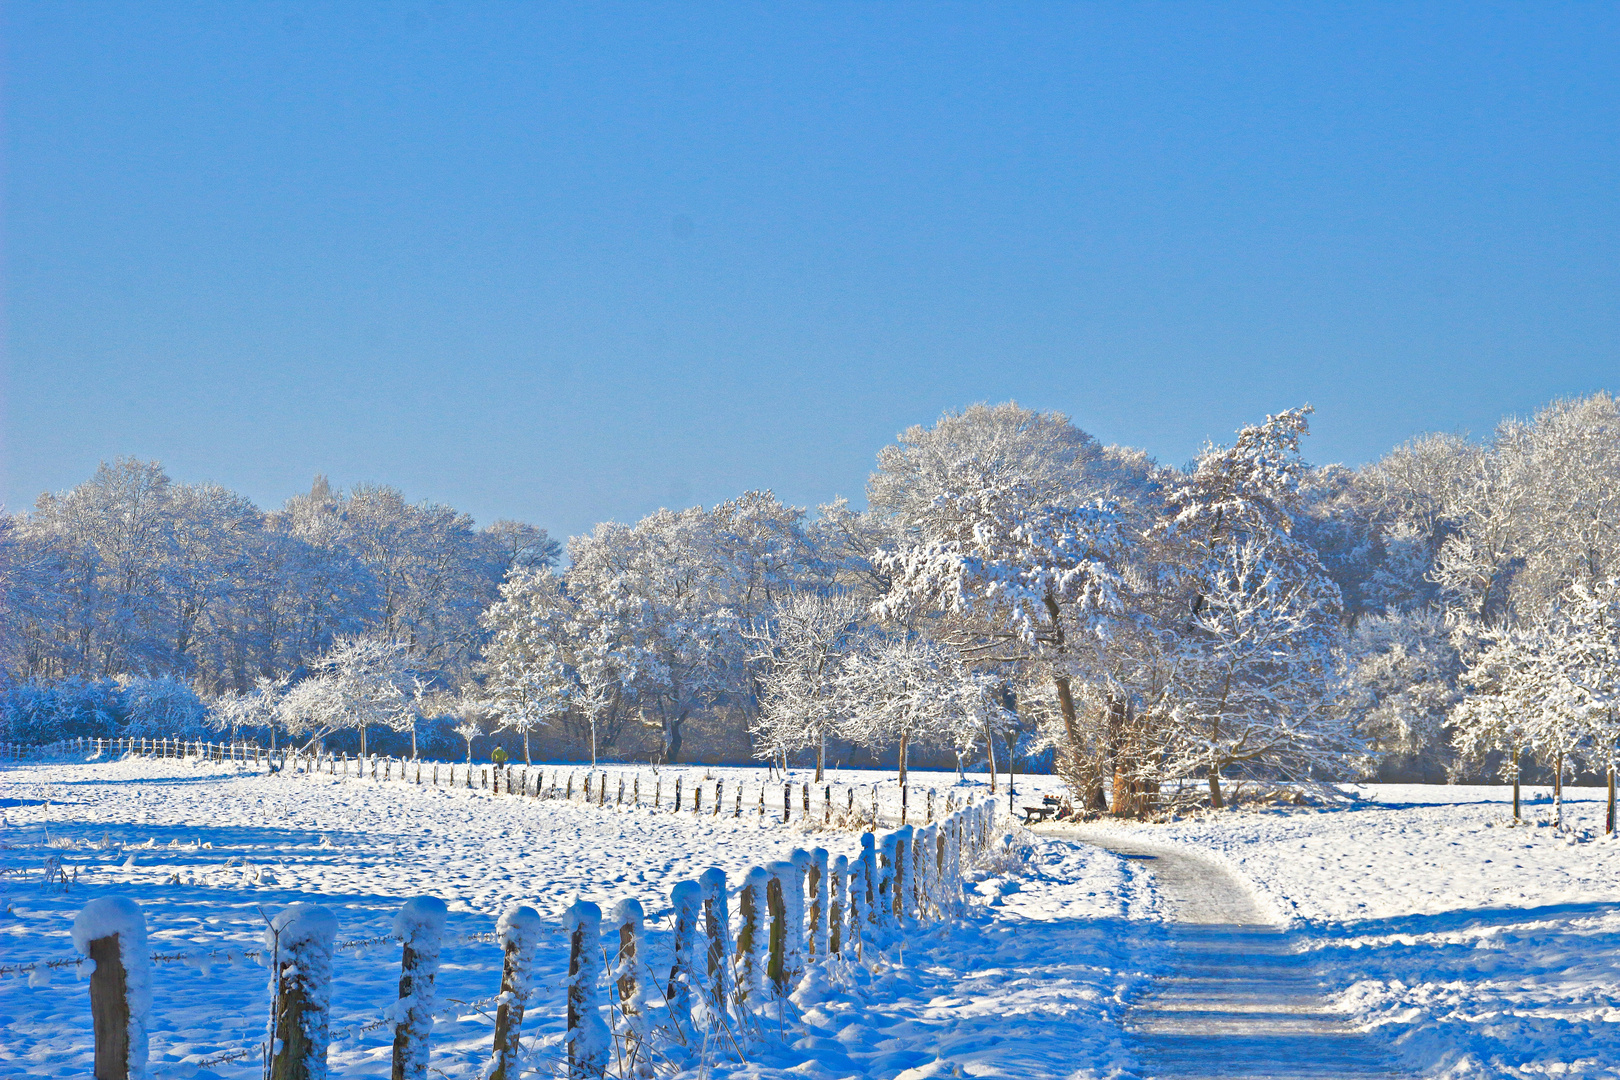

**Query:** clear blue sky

left=3, top=2, right=1616, bottom=541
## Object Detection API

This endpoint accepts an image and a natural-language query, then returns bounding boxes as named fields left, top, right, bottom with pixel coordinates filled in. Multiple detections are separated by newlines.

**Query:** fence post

left=566, top=900, right=609, bottom=1079
left=783, top=783, right=791, bottom=823
left=488, top=904, right=541, bottom=1080
left=390, top=896, right=447, bottom=1080
left=765, top=863, right=789, bottom=997
left=846, top=856, right=867, bottom=958
left=673, top=776, right=682, bottom=813
left=609, top=898, right=646, bottom=1019
left=829, top=855, right=847, bottom=955
left=665, top=881, right=700, bottom=1029
left=609, top=898, right=648, bottom=1056
left=713, top=778, right=723, bottom=815
left=632, top=774, right=639, bottom=806
left=698, top=868, right=733, bottom=1019
left=72, top=897, right=151, bottom=1080
left=617, top=776, right=625, bottom=806
left=736, top=867, right=769, bottom=1006
left=266, top=903, right=338, bottom=1080
left=807, top=847, right=829, bottom=959
left=802, top=782, right=810, bottom=817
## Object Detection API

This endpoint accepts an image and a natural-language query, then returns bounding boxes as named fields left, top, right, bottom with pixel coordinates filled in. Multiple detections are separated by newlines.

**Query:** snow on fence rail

left=33, top=802, right=1000, bottom=1079
left=8, top=735, right=966, bottom=829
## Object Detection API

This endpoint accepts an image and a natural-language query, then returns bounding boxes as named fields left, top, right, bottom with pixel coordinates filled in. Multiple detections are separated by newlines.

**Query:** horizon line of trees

left=5, top=391, right=1620, bottom=815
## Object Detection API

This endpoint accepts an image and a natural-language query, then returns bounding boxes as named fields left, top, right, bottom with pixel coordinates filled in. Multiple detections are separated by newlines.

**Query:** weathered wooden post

left=566, top=772, right=574, bottom=800
left=876, top=832, right=895, bottom=932
left=609, top=898, right=647, bottom=1049
left=714, top=778, right=723, bottom=815
left=845, top=855, right=866, bottom=958
left=265, top=903, right=338, bottom=1080
left=566, top=900, right=609, bottom=1079
left=632, top=774, right=640, bottom=806
left=735, top=783, right=743, bottom=816
left=673, top=776, right=682, bottom=813
left=807, top=847, right=829, bottom=959
left=802, top=782, right=810, bottom=817
left=72, top=897, right=152, bottom=1080
left=736, top=867, right=769, bottom=1006
left=487, top=904, right=541, bottom=1080
left=901, top=784, right=909, bottom=825
left=824, top=784, right=832, bottom=825
left=927, top=788, right=935, bottom=823
left=828, top=854, right=847, bottom=955
left=693, top=782, right=702, bottom=814
left=617, top=776, right=625, bottom=806
left=665, top=881, right=700, bottom=1028
left=765, top=863, right=790, bottom=997
left=757, top=784, right=765, bottom=816
left=698, top=868, right=733, bottom=1018
left=390, top=896, right=447, bottom=1080
left=783, top=782, right=791, bottom=823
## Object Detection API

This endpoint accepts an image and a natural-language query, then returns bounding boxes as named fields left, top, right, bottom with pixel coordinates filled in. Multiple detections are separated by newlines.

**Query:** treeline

left=0, top=462, right=556, bottom=690
left=5, top=393, right=1620, bottom=808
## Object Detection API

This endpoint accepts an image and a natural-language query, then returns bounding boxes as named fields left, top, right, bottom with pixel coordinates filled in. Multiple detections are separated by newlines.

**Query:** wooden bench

left=1022, top=796, right=1064, bottom=824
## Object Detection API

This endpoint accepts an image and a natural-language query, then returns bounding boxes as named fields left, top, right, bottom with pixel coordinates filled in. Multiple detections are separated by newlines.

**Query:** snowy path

left=1050, top=828, right=1408, bottom=1080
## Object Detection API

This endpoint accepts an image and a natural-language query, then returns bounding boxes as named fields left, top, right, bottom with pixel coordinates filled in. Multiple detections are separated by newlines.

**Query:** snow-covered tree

left=1341, top=609, right=1462, bottom=776
left=479, top=569, right=577, bottom=763
left=282, top=636, right=413, bottom=757
left=747, top=591, right=868, bottom=780
left=837, top=635, right=985, bottom=784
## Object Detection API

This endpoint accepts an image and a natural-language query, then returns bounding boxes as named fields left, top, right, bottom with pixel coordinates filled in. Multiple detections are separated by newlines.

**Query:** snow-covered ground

left=1067, top=784, right=1620, bottom=1080
left=0, top=755, right=1158, bottom=1079
left=8, top=756, right=1615, bottom=1079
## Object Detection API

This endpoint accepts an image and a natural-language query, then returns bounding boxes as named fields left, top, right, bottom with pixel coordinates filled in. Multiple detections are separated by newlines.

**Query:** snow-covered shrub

left=117, top=676, right=207, bottom=738
left=0, top=677, right=121, bottom=741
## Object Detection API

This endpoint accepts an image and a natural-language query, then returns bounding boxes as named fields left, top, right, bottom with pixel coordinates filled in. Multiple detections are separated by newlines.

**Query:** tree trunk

left=360, top=725, right=367, bottom=761
left=1548, top=751, right=1561, bottom=829
left=1052, top=674, right=1080, bottom=748
left=1208, top=767, right=1224, bottom=810
left=983, top=714, right=998, bottom=795
left=897, top=732, right=909, bottom=786
left=1607, top=763, right=1616, bottom=836
left=662, top=711, right=686, bottom=765
left=1512, top=746, right=1521, bottom=821
left=411, top=727, right=417, bottom=760
left=523, top=731, right=531, bottom=766
left=815, top=732, right=825, bottom=784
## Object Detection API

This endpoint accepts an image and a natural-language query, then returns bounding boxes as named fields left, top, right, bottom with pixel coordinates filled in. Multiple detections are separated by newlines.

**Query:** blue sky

left=3, top=2, right=1616, bottom=540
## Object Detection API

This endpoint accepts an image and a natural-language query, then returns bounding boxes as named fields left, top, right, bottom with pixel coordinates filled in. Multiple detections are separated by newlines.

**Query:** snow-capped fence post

left=829, top=855, right=846, bottom=954
left=609, top=898, right=647, bottom=1054
left=72, top=897, right=151, bottom=1080
left=698, top=868, right=733, bottom=1018
left=693, top=782, right=702, bottom=814
left=714, top=778, right=723, bottom=815
left=390, top=896, right=447, bottom=1080
left=673, top=776, right=682, bottom=813
left=802, top=782, right=810, bottom=817
left=765, top=863, right=790, bottom=997
left=807, top=847, right=828, bottom=959
left=665, top=881, right=700, bottom=1028
left=736, top=868, right=769, bottom=1006
left=876, top=833, right=896, bottom=932
left=783, top=783, right=791, bottom=823
left=266, top=903, right=338, bottom=1080
left=566, top=900, right=609, bottom=1079
left=784, top=854, right=808, bottom=981
left=894, top=826, right=913, bottom=925
left=845, top=856, right=867, bottom=957
left=487, top=904, right=542, bottom=1080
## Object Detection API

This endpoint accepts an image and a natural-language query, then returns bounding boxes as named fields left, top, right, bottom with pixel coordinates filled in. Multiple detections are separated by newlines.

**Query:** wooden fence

left=5, top=735, right=967, bottom=829
left=42, top=803, right=1001, bottom=1079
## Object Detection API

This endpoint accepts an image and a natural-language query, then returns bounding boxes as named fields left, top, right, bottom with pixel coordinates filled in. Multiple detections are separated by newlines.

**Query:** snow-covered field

left=6, top=757, right=1616, bottom=1079
left=0, top=755, right=1157, bottom=1079
left=1068, top=785, right=1620, bottom=1080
